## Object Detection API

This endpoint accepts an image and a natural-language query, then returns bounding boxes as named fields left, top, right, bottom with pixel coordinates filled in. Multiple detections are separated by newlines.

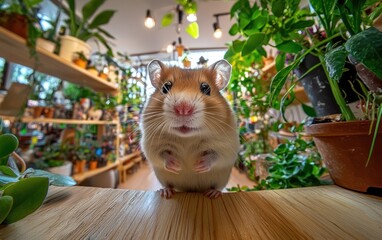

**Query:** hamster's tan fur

left=141, top=60, right=240, bottom=198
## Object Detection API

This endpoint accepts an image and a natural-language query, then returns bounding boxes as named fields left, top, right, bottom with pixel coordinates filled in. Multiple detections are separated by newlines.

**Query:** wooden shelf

left=119, top=150, right=141, bottom=163
left=72, top=161, right=119, bottom=183
left=0, top=27, right=118, bottom=95
left=72, top=151, right=141, bottom=183
left=20, top=117, right=119, bottom=125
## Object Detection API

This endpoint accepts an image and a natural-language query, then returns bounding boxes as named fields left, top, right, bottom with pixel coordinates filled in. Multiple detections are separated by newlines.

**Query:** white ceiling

left=74, top=0, right=237, bottom=57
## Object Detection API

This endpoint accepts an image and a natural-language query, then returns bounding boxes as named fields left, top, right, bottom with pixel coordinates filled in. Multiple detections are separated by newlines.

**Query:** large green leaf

left=161, top=13, right=174, bottom=27
left=0, top=166, right=18, bottom=177
left=232, top=40, right=245, bottom=53
left=28, top=169, right=76, bottom=186
left=3, top=177, right=49, bottom=224
left=276, top=40, right=302, bottom=54
left=229, top=23, right=239, bottom=36
left=0, top=134, right=18, bottom=159
left=185, top=22, right=199, bottom=39
left=345, top=27, right=382, bottom=80
left=269, top=64, right=295, bottom=107
left=271, top=0, right=286, bottom=17
left=290, top=20, right=315, bottom=30
left=309, top=0, right=336, bottom=16
left=325, top=45, right=347, bottom=81
left=301, top=103, right=317, bottom=117
left=242, top=32, right=265, bottom=56
left=0, top=195, right=13, bottom=224
left=82, top=0, right=106, bottom=23
left=88, top=10, right=116, bottom=29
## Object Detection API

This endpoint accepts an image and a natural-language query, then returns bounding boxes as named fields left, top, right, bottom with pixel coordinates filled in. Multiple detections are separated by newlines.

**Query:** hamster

left=140, top=59, right=240, bottom=199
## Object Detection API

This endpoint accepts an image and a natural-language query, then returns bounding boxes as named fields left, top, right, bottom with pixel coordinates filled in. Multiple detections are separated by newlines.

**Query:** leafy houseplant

left=0, top=122, right=75, bottom=225
left=0, top=0, right=43, bottom=56
left=228, top=135, right=326, bottom=192
left=60, top=0, right=116, bottom=59
left=268, top=0, right=382, bottom=192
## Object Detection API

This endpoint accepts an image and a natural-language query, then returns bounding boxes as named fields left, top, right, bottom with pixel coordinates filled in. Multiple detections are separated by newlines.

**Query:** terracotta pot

left=89, top=161, right=98, bottom=170
left=33, top=106, right=44, bottom=118
left=76, top=160, right=87, bottom=173
left=0, top=12, right=28, bottom=38
left=44, top=107, right=55, bottom=118
left=305, top=120, right=382, bottom=192
left=73, top=58, right=87, bottom=69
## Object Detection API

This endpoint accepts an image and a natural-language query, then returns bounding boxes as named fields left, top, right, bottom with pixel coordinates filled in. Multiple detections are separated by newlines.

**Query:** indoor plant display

left=59, top=0, right=116, bottom=61
left=269, top=0, right=382, bottom=192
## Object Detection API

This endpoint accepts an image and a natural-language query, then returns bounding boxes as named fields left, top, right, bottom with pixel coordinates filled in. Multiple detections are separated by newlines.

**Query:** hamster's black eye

left=161, top=81, right=172, bottom=94
left=200, top=82, right=211, bottom=96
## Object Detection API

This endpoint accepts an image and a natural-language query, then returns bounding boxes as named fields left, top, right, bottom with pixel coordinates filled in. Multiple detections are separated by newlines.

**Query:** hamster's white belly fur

left=142, top=133, right=239, bottom=192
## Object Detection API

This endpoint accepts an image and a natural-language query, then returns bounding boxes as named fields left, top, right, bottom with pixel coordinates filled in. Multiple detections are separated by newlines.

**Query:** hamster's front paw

left=162, top=151, right=181, bottom=174
left=194, top=150, right=217, bottom=173
left=204, top=189, right=222, bottom=199
left=159, top=187, right=175, bottom=199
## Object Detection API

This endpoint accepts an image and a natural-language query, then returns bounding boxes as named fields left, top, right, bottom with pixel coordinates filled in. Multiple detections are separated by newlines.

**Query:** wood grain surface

left=0, top=185, right=381, bottom=239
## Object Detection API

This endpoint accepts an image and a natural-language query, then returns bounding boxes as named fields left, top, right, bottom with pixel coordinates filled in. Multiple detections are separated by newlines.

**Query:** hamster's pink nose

left=174, top=102, right=194, bottom=116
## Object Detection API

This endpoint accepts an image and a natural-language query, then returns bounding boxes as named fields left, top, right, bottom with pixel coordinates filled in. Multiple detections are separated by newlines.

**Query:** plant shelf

left=72, top=161, right=119, bottom=183
left=72, top=151, right=141, bottom=183
left=20, top=117, right=119, bottom=125
left=0, top=27, right=118, bottom=95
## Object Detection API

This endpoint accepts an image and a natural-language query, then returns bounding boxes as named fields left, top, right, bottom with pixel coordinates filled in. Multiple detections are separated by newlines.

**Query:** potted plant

left=0, top=0, right=42, bottom=55
left=59, top=0, right=116, bottom=61
left=73, top=51, right=89, bottom=69
left=0, top=123, right=75, bottom=224
left=36, top=8, right=62, bottom=53
left=268, top=0, right=382, bottom=192
left=34, top=143, right=72, bottom=176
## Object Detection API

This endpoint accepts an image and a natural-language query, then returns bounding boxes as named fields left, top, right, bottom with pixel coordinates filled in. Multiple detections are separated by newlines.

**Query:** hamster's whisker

left=204, top=113, right=238, bottom=132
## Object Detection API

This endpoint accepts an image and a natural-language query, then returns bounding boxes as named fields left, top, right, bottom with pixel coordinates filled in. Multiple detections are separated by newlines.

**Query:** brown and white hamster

left=140, top=59, right=240, bottom=198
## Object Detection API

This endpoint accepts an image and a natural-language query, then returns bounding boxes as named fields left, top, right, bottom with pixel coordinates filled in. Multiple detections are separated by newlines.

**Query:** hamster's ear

left=148, top=60, right=167, bottom=89
left=208, top=59, right=232, bottom=90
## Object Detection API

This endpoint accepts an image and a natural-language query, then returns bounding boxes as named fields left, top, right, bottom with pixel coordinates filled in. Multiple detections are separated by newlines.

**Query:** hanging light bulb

left=144, top=9, right=155, bottom=29
left=167, top=41, right=176, bottom=53
left=213, top=22, right=222, bottom=39
left=186, top=13, right=197, bottom=22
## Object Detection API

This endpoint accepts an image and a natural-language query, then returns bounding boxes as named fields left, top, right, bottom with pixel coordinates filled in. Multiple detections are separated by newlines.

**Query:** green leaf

left=0, top=195, right=13, bottom=224
left=276, top=41, right=302, bottom=54
left=161, top=13, right=174, bottom=27
left=3, top=177, right=49, bottom=224
left=82, top=0, right=106, bottom=22
left=301, top=103, right=317, bottom=117
left=345, top=27, right=382, bottom=79
left=88, top=10, right=116, bottom=29
left=269, top=64, right=295, bottom=106
left=229, top=23, right=239, bottom=36
left=232, top=40, right=245, bottom=53
left=242, top=32, right=265, bottom=56
left=0, top=166, right=18, bottom=177
left=275, top=53, right=286, bottom=71
left=271, top=0, right=286, bottom=17
left=325, top=46, right=347, bottom=81
left=0, top=134, right=19, bottom=159
left=185, top=22, right=199, bottom=39
left=28, top=169, right=76, bottom=186
left=290, top=20, right=315, bottom=30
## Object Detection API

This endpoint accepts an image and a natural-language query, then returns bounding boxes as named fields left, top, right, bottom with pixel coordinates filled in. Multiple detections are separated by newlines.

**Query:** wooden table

left=1, top=185, right=381, bottom=239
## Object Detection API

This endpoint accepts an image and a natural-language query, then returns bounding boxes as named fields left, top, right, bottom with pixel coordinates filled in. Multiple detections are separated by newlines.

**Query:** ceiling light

left=186, top=13, right=197, bottom=22
left=213, top=22, right=222, bottom=39
left=144, top=9, right=155, bottom=29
